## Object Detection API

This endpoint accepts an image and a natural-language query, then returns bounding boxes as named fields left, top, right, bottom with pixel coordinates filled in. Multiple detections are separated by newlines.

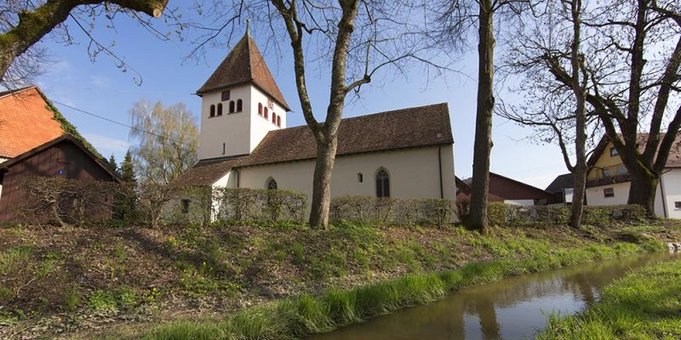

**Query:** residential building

left=459, top=172, right=554, bottom=206
left=585, top=134, right=681, bottom=218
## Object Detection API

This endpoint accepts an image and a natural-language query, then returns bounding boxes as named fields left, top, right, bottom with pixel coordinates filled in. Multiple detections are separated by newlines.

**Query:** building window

left=181, top=199, right=190, bottom=214
left=210, top=105, right=215, bottom=117
left=675, top=201, right=681, bottom=209
left=277, top=116, right=281, bottom=127
left=376, top=168, right=390, bottom=198
left=272, top=113, right=277, bottom=124
left=222, top=142, right=226, bottom=155
left=237, top=99, right=243, bottom=112
left=358, top=173, right=363, bottom=183
left=603, top=187, right=614, bottom=198
left=267, top=178, right=278, bottom=190
left=217, top=103, right=223, bottom=116
left=610, top=147, right=619, bottom=157
left=222, top=90, right=230, bottom=101
left=264, top=107, right=268, bottom=119
left=258, top=103, right=263, bottom=115
left=602, top=168, right=611, bottom=178
left=229, top=101, right=235, bottom=113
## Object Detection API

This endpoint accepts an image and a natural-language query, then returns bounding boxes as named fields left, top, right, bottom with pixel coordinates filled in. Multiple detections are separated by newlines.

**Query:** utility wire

left=51, top=100, right=190, bottom=146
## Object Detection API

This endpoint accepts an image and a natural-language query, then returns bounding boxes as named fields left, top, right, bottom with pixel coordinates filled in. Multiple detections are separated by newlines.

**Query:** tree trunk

left=628, top=171, right=658, bottom=217
left=308, top=136, right=338, bottom=229
left=467, top=0, right=495, bottom=233
left=568, top=0, right=587, bottom=229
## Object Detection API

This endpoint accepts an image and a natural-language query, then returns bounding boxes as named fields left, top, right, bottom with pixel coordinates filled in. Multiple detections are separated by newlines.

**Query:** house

left=176, top=29, right=457, bottom=211
left=459, top=172, right=554, bottom=206
left=545, top=173, right=574, bottom=204
left=585, top=134, right=681, bottom=218
left=0, top=135, right=120, bottom=222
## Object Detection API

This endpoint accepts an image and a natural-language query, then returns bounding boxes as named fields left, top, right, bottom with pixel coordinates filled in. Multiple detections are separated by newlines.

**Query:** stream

left=309, top=253, right=676, bottom=340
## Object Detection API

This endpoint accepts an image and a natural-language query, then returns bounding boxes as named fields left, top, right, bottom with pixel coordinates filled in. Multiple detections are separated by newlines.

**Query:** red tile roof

left=176, top=103, right=453, bottom=186
left=197, top=32, right=290, bottom=111
left=0, top=86, right=64, bottom=158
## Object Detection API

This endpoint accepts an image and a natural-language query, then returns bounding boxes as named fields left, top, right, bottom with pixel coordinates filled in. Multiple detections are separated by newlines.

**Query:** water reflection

left=309, top=254, right=673, bottom=340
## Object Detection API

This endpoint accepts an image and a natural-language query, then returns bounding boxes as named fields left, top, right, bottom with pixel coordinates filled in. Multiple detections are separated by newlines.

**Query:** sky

left=28, top=4, right=568, bottom=189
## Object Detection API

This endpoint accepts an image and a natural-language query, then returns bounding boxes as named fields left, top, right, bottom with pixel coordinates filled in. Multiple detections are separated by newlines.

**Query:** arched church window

left=210, top=105, right=215, bottom=117
left=272, top=113, right=277, bottom=124
left=267, top=178, right=278, bottom=190
left=237, top=99, right=243, bottom=112
left=217, top=103, right=223, bottom=116
left=258, top=103, right=263, bottom=115
left=277, top=116, right=281, bottom=127
left=264, top=107, right=268, bottom=119
left=376, top=168, right=390, bottom=198
left=229, top=101, right=235, bottom=113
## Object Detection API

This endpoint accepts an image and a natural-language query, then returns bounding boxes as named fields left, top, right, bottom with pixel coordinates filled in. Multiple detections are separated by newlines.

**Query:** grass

left=538, top=258, right=681, bottom=339
left=144, top=238, right=658, bottom=340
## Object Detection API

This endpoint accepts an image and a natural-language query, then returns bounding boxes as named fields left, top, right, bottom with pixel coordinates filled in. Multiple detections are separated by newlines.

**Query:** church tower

left=196, top=27, right=290, bottom=160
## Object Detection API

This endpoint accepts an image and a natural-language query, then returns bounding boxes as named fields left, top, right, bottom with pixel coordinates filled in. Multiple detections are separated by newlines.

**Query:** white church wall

left=249, top=86, right=286, bottom=151
left=198, top=84, right=253, bottom=160
left=238, top=145, right=457, bottom=203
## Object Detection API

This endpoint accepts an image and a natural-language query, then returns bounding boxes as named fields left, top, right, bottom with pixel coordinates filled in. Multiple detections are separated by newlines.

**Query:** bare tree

left=436, top=0, right=528, bottom=233
left=500, top=0, right=594, bottom=228
left=541, top=0, right=680, bottom=216
left=0, top=0, right=169, bottom=87
left=191, top=1, right=441, bottom=228
left=129, top=100, right=199, bottom=186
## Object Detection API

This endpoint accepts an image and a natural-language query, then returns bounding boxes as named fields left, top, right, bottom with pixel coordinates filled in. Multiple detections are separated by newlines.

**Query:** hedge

left=486, top=202, right=648, bottom=227
left=329, top=195, right=455, bottom=227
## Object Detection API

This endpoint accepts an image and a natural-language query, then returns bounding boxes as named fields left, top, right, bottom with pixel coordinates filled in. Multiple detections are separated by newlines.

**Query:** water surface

left=309, top=254, right=675, bottom=340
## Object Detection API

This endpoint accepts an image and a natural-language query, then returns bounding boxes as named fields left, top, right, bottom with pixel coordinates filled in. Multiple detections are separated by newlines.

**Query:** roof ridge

left=0, top=85, right=37, bottom=100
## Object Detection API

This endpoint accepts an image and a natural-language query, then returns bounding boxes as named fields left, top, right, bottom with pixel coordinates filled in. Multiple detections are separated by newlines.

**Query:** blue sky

left=30, top=6, right=567, bottom=189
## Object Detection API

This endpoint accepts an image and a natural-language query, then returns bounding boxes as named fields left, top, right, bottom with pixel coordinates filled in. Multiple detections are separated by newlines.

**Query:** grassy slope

left=0, top=222, right=677, bottom=338
left=539, top=257, right=681, bottom=339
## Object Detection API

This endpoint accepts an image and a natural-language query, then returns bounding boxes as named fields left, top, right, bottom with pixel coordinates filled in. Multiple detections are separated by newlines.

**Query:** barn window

left=221, top=90, right=231, bottom=101
left=237, top=99, right=243, bottom=112
left=217, top=103, right=223, bottom=116
left=277, top=115, right=281, bottom=127
left=267, top=178, right=278, bottom=190
left=258, top=103, right=263, bottom=115
left=229, top=101, right=235, bottom=113
left=181, top=199, right=190, bottom=214
left=376, top=168, right=390, bottom=198
left=210, top=105, right=215, bottom=117
left=603, top=187, right=614, bottom=198
left=264, top=107, right=269, bottom=119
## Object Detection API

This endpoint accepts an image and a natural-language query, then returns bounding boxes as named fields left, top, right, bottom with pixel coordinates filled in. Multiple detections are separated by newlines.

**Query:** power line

left=51, top=100, right=190, bottom=146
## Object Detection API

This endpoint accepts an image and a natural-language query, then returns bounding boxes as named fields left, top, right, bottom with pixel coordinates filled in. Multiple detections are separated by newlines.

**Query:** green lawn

left=539, top=257, right=681, bottom=339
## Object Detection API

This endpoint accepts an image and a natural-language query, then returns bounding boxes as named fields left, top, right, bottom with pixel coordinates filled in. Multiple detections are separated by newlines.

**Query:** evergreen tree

left=114, top=150, right=138, bottom=224
left=107, top=154, right=118, bottom=175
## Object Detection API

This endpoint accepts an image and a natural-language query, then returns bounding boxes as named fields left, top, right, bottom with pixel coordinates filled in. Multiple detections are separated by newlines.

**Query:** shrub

left=486, top=203, right=648, bottom=227
left=330, top=195, right=455, bottom=227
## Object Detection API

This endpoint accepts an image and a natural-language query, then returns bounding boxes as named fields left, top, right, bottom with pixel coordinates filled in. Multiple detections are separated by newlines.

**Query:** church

left=177, top=29, right=457, bottom=206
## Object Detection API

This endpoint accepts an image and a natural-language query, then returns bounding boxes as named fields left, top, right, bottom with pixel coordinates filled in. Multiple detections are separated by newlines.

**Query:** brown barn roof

left=0, top=135, right=120, bottom=182
left=462, top=172, right=553, bottom=202
left=176, top=103, right=453, bottom=186
left=0, top=86, right=64, bottom=158
left=197, top=31, right=290, bottom=111
left=545, top=173, right=573, bottom=194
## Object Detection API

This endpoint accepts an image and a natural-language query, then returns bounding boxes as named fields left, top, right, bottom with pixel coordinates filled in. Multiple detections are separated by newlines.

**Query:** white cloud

left=89, top=75, right=111, bottom=89
left=83, top=133, right=129, bottom=155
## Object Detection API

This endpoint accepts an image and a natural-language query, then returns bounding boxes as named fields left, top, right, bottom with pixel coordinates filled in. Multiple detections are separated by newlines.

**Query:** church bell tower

left=195, top=26, right=290, bottom=160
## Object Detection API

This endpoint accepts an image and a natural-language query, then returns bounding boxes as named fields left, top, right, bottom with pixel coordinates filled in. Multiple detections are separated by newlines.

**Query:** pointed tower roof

left=197, top=30, right=290, bottom=111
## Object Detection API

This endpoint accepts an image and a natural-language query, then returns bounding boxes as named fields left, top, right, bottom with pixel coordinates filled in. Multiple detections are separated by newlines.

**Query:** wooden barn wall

left=0, top=142, right=115, bottom=222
